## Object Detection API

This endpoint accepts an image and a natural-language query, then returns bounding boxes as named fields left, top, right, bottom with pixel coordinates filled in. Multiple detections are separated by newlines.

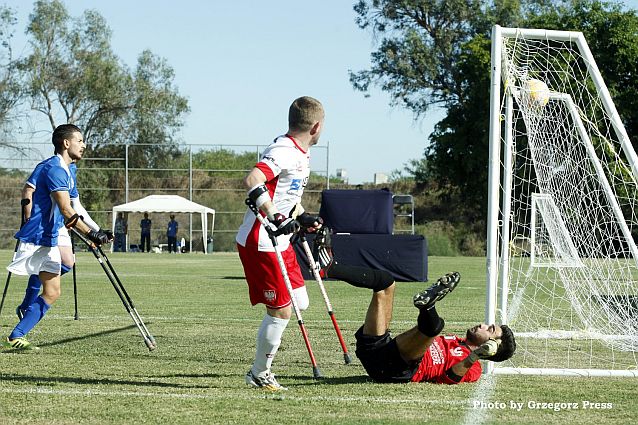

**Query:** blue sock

left=10, top=296, right=51, bottom=339
left=19, top=275, right=42, bottom=311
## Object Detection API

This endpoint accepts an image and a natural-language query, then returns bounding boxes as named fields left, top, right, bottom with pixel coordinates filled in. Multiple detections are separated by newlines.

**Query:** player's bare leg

left=362, top=283, right=395, bottom=336
left=40, top=271, right=62, bottom=305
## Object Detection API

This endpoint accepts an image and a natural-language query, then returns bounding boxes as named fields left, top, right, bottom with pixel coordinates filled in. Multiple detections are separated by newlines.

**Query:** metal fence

left=0, top=142, right=331, bottom=252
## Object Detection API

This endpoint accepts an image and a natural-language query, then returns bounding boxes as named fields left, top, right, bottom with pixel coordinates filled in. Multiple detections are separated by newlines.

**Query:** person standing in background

left=167, top=214, right=178, bottom=253
left=114, top=212, right=127, bottom=252
left=140, top=213, right=152, bottom=252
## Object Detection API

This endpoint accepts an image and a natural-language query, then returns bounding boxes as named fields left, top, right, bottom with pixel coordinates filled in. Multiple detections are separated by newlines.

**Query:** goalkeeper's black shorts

left=354, top=326, right=419, bottom=383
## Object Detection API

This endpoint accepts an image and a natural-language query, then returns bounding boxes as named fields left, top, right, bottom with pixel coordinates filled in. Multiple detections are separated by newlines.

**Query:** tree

left=352, top=0, right=638, bottom=220
left=350, top=0, right=521, bottom=113
left=0, top=6, right=22, bottom=149
left=18, top=0, right=189, bottom=151
left=10, top=0, right=190, bottom=211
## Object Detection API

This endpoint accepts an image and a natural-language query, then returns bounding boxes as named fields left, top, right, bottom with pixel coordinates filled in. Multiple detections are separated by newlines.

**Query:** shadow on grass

left=155, top=373, right=224, bottom=379
left=0, top=373, right=211, bottom=389
left=35, top=324, right=154, bottom=348
left=283, top=374, right=372, bottom=385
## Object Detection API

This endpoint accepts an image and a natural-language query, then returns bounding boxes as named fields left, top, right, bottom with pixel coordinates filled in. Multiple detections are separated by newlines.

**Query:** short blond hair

left=288, top=96, right=324, bottom=132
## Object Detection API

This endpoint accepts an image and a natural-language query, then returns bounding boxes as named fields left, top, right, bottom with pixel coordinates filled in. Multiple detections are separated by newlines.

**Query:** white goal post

left=486, top=25, right=638, bottom=377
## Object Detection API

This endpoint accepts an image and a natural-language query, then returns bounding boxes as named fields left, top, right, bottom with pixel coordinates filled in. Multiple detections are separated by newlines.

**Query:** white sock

left=251, top=314, right=289, bottom=377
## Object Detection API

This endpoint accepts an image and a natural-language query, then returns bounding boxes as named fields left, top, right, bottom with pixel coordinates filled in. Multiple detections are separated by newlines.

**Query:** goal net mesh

left=496, top=30, right=638, bottom=372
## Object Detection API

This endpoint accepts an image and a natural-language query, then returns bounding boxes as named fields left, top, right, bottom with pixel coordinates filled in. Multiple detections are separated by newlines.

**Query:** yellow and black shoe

left=1, top=336, right=39, bottom=351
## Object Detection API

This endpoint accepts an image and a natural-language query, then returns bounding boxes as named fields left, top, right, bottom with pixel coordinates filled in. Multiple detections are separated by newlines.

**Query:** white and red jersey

left=236, top=135, right=310, bottom=252
left=411, top=335, right=482, bottom=384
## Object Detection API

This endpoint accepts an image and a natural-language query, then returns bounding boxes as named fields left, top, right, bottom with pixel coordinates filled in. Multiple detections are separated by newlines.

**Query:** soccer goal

left=486, top=25, right=638, bottom=377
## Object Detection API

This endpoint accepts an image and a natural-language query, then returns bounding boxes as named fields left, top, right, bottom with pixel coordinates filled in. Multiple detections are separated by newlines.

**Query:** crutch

left=0, top=199, right=29, bottom=316
left=70, top=228, right=156, bottom=351
left=71, top=232, right=79, bottom=320
left=245, top=199, right=322, bottom=378
left=297, top=231, right=351, bottom=364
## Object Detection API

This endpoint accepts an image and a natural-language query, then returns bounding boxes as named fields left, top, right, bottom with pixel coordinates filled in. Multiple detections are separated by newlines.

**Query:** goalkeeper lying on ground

left=311, top=228, right=516, bottom=384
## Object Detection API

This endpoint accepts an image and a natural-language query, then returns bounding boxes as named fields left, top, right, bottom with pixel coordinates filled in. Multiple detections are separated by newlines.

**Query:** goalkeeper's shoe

left=1, top=336, right=39, bottom=351
left=245, top=370, right=288, bottom=392
left=413, top=272, right=461, bottom=310
left=16, top=306, right=25, bottom=321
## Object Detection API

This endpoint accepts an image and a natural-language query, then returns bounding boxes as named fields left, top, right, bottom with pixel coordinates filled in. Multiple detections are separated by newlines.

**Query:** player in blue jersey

left=1, top=124, right=112, bottom=351
left=16, top=145, right=106, bottom=321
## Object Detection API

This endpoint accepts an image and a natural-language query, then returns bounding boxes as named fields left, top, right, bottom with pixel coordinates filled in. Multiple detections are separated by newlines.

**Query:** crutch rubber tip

left=344, top=353, right=352, bottom=365
left=145, top=340, right=157, bottom=351
left=313, top=366, right=323, bottom=379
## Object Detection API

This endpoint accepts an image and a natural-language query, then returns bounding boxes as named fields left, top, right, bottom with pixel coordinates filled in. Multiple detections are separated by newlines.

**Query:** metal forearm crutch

left=70, top=228, right=156, bottom=351
left=245, top=199, right=322, bottom=378
left=71, top=232, right=79, bottom=320
left=0, top=199, right=29, bottom=316
left=298, top=231, right=351, bottom=364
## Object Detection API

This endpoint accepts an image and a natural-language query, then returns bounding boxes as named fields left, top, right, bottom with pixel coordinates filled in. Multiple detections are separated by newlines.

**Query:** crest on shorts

left=264, top=290, right=276, bottom=302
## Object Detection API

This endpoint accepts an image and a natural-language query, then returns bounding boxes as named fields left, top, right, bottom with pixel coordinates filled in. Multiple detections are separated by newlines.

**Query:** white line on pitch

left=0, top=386, right=468, bottom=406
left=461, top=373, right=496, bottom=425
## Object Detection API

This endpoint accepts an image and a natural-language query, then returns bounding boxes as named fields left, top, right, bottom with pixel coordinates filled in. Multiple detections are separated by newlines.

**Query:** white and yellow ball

left=524, top=78, right=550, bottom=107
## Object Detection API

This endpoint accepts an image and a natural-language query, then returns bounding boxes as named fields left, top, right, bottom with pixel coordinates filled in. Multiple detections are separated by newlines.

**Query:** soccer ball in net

left=523, top=78, right=550, bottom=107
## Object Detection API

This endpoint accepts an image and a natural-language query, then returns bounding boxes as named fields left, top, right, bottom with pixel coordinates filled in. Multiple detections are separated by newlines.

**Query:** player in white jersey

left=237, top=96, right=325, bottom=391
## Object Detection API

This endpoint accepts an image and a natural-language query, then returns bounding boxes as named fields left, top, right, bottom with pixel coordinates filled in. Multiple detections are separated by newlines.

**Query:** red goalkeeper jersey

left=411, top=335, right=482, bottom=384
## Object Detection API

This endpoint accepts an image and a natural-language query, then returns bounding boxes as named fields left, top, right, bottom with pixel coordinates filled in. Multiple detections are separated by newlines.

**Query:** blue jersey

left=17, top=155, right=73, bottom=246
left=27, top=161, right=78, bottom=198
left=167, top=220, right=178, bottom=237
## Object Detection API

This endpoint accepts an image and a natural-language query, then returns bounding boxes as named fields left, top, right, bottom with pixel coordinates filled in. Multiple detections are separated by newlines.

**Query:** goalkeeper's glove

left=270, top=213, right=300, bottom=236
left=297, top=212, right=323, bottom=233
left=313, top=226, right=334, bottom=270
left=87, top=229, right=111, bottom=246
left=467, top=338, right=500, bottom=363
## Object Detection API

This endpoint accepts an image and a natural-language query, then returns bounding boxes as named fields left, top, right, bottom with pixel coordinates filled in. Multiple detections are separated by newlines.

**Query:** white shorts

left=58, top=227, right=72, bottom=247
left=6, top=242, right=61, bottom=276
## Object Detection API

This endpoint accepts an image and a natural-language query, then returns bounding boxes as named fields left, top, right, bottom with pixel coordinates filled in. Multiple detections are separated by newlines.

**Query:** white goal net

left=486, top=26, right=638, bottom=376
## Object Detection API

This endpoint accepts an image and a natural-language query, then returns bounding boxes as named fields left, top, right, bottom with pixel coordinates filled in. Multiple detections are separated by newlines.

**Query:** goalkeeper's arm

left=444, top=339, right=500, bottom=383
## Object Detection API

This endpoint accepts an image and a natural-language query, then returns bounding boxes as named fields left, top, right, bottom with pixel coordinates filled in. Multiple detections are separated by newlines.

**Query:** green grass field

left=0, top=251, right=636, bottom=424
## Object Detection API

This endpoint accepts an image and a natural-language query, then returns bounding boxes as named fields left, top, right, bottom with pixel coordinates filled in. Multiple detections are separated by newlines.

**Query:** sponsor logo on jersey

left=289, top=178, right=302, bottom=191
left=428, top=340, right=445, bottom=365
left=262, top=155, right=278, bottom=166
left=264, top=290, right=276, bottom=302
left=450, top=347, right=465, bottom=357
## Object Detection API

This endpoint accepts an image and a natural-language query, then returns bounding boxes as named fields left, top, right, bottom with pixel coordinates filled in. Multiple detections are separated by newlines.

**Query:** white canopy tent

left=111, top=195, right=215, bottom=253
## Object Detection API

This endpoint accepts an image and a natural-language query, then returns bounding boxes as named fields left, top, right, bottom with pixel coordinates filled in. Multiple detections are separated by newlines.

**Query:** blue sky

left=4, top=1, right=638, bottom=184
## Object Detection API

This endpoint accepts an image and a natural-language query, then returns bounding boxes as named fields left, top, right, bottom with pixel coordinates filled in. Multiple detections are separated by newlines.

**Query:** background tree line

left=0, top=0, right=189, bottom=155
